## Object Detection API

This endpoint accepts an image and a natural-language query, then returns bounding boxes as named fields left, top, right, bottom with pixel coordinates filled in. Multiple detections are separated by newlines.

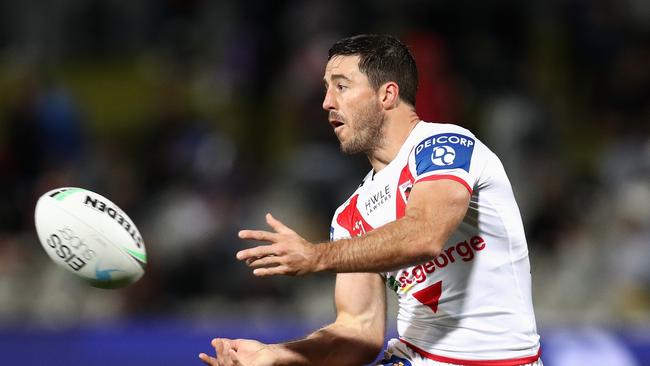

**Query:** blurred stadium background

left=0, top=0, right=648, bottom=365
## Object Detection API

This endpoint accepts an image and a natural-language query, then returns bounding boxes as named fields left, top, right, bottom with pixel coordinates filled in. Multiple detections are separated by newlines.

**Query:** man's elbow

left=333, top=333, right=382, bottom=366
left=408, top=215, right=461, bottom=260
left=355, top=336, right=384, bottom=365
left=408, top=234, right=444, bottom=261
left=351, top=321, right=385, bottom=364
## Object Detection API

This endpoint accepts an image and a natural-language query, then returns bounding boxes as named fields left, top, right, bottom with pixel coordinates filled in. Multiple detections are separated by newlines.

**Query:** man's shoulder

left=405, top=121, right=479, bottom=153
left=414, top=121, right=476, bottom=139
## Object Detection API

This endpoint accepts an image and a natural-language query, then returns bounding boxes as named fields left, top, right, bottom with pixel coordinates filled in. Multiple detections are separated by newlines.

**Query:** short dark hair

left=328, top=34, right=418, bottom=106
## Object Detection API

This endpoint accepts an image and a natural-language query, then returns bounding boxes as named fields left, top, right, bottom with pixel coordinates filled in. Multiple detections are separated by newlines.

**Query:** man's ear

left=379, top=81, right=400, bottom=110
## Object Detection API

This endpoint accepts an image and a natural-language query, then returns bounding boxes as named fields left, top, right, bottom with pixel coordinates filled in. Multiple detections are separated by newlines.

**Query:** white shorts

left=376, top=339, right=543, bottom=366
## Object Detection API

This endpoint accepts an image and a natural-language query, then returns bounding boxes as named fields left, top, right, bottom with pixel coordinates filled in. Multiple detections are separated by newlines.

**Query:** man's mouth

left=329, top=120, right=344, bottom=129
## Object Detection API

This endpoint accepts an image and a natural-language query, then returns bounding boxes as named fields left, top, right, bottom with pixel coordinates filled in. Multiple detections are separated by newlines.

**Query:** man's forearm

left=314, top=176, right=472, bottom=274
left=273, top=322, right=383, bottom=366
left=317, top=214, right=441, bottom=273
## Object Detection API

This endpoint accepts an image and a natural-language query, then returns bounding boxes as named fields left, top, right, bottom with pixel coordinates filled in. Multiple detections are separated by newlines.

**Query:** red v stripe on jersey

left=336, top=194, right=374, bottom=237
left=396, top=162, right=414, bottom=219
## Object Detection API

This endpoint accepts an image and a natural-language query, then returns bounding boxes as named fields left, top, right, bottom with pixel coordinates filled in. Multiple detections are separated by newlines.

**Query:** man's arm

left=199, top=272, right=387, bottom=366
left=238, top=179, right=470, bottom=275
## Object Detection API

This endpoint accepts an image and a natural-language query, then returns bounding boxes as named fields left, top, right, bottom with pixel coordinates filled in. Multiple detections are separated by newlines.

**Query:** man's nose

left=322, top=88, right=336, bottom=111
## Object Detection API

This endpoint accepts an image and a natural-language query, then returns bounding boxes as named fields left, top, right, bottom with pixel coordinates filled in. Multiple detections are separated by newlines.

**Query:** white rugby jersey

left=330, top=121, right=541, bottom=365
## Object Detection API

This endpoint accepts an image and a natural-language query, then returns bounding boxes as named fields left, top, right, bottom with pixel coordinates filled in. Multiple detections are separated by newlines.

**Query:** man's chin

left=335, top=134, right=353, bottom=154
left=340, top=141, right=365, bottom=155
left=340, top=145, right=354, bottom=155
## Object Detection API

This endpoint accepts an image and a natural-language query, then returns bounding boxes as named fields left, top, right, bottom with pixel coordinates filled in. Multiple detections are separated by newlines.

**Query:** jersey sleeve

left=408, top=126, right=480, bottom=194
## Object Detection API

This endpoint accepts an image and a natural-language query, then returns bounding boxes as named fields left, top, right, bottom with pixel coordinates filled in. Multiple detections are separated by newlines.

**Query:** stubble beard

left=339, top=100, right=386, bottom=155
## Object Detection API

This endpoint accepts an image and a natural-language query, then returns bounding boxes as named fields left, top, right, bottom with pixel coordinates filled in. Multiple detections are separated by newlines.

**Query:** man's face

left=322, top=55, right=385, bottom=155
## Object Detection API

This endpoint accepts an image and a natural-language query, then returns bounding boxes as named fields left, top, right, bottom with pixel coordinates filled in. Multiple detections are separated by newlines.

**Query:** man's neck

left=367, top=110, right=420, bottom=173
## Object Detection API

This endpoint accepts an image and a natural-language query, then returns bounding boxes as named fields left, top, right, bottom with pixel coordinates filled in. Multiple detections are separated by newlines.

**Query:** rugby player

left=200, top=34, right=542, bottom=366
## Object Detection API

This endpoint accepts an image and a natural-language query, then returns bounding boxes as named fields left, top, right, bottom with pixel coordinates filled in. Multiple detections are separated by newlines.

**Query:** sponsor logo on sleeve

left=414, top=133, right=475, bottom=175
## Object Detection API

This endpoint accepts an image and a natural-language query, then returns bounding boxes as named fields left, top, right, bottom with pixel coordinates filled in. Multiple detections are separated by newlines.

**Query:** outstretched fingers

left=246, top=255, right=282, bottom=269
left=265, top=213, right=294, bottom=234
left=199, top=338, right=226, bottom=366
left=236, top=245, right=278, bottom=261
left=198, top=352, right=217, bottom=365
left=253, top=265, right=296, bottom=277
left=238, top=229, right=279, bottom=243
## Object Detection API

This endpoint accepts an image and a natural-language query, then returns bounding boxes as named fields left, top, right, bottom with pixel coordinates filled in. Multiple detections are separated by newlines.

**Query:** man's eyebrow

left=324, top=74, right=352, bottom=84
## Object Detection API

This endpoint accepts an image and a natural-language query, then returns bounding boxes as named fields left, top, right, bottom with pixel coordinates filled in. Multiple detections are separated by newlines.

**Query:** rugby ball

left=34, top=187, right=146, bottom=289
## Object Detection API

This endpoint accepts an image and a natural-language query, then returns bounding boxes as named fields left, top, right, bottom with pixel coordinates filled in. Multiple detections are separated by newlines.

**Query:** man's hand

left=198, top=338, right=284, bottom=366
left=237, top=213, right=323, bottom=276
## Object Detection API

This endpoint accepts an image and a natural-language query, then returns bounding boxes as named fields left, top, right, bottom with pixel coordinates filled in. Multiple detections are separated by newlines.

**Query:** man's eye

left=337, top=84, right=347, bottom=91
